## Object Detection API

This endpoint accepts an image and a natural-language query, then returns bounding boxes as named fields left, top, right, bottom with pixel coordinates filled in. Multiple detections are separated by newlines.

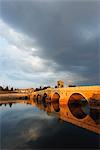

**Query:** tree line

left=34, top=86, right=51, bottom=91
left=0, top=85, right=14, bottom=91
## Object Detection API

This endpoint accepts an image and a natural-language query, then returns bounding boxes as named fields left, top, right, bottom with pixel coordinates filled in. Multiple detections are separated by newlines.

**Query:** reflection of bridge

left=30, top=86, right=100, bottom=104
left=0, top=97, right=100, bottom=134
left=32, top=99, right=100, bottom=134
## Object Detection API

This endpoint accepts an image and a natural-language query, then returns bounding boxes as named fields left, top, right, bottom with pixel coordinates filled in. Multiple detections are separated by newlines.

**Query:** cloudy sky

left=0, top=0, right=100, bottom=88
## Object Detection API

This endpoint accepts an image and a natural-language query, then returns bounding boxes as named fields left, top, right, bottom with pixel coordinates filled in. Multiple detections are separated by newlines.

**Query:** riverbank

left=0, top=93, right=30, bottom=101
left=0, top=91, right=17, bottom=94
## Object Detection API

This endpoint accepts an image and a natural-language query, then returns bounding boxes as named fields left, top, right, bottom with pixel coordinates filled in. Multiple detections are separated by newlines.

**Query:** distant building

left=15, top=88, right=34, bottom=93
left=57, top=80, right=64, bottom=88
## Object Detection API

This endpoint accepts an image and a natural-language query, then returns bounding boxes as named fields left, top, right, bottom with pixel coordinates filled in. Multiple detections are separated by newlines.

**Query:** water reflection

left=90, top=108, right=100, bottom=124
left=34, top=98, right=100, bottom=134
left=0, top=99, right=100, bottom=133
left=9, top=103, right=12, bottom=107
left=52, top=101, right=60, bottom=112
left=68, top=93, right=90, bottom=119
left=0, top=99, right=99, bottom=149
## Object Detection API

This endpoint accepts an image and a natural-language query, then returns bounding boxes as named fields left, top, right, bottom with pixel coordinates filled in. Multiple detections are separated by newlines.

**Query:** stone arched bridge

left=30, top=86, right=100, bottom=105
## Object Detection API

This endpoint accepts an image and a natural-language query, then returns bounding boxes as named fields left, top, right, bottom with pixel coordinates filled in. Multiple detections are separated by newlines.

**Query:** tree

left=0, top=86, right=3, bottom=91
left=5, top=86, right=9, bottom=91
left=11, top=87, right=13, bottom=91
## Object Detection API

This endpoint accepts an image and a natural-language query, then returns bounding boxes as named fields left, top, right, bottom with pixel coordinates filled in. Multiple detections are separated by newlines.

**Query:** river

left=0, top=99, right=99, bottom=149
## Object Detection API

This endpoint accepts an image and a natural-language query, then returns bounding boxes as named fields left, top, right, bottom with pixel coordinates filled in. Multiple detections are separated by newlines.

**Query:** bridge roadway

left=30, top=85, right=100, bottom=104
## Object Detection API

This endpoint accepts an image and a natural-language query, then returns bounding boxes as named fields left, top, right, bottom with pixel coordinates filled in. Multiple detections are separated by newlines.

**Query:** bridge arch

left=68, top=93, right=90, bottom=119
left=51, top=92, right=60, bottom=112
left=51, top=92, right=60, bottom=101
left=36, top=94, right=42, bottom=102
left=42, top=93, right=48, bottom=103
left=32, top=94, right=37, bottom=102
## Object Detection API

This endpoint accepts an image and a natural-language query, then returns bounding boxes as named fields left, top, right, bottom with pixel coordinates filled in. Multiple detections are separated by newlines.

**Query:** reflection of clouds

left=1, top=101, right=99, bottom=149
left=21, top=126, right=41, bottom=141
left=1, top=103, right=56, bottom=148
left=18, top=114, right=56, bottom=142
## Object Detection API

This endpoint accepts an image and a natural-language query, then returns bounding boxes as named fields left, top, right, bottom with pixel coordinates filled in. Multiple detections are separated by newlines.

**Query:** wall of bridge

left=30, top=86, right=100, bottom=105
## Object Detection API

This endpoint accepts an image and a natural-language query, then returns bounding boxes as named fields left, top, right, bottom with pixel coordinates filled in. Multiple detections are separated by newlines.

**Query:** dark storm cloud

left=0, top=0, right=100, bottom=84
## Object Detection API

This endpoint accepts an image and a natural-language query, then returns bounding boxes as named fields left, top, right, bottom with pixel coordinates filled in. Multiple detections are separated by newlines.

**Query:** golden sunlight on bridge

left=30, top=85, right=100, bottom=105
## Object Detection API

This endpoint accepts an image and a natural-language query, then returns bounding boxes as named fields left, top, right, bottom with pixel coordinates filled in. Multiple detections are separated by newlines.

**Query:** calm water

left=0, top=100, right=99, bottom=150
